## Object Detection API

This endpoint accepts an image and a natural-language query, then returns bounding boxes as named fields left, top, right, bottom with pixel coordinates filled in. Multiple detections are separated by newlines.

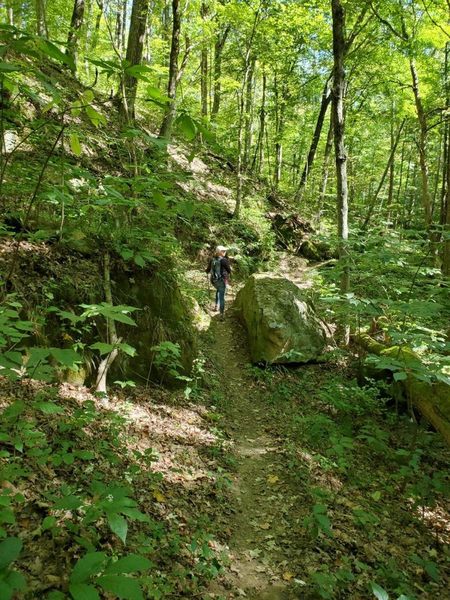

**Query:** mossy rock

left=235, top=274, right=326, bottom=364
left=113, top=268, right=196, bottom=385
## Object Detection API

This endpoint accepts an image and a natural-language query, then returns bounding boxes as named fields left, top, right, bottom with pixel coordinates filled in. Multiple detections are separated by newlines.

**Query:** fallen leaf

left=153, top=490, right=166, bottom=502
left=267, top=474, right=279, bottom=485
left=283, top=571, right=295, bottom=581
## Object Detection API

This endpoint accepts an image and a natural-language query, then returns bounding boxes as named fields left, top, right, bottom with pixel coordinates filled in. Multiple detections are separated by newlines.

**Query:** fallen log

left=354, top=333, right=450, bottom=446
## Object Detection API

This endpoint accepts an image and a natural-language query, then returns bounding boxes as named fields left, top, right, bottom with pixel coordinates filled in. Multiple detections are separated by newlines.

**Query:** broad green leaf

left=0, top=62, right=22, bottom=72
left=89, top=342, right=115, bottom=356
left=371, top=583, right=389, bottom=600
left=0, top=537, right=22, bottom=569
left=41, top=516, right=57, bottom=531
left=69, top=583, right=100, bottom=600
left=34, top=402, right=65, bottom=415
left=54, top=495, right=83, bottom=511
left=393, top=371, right=407, bottom=382
left=117, top=343, right=136, bottom=357
left=97, top=575, right=143, bottom=600
left=85, top=105, right=106, bottom=127
left=174, top=113, right=196, bottom=141
left=70, top=552, right=107, bottom=584
left=69, top=133, right=82, bottom=156
left=107, top=513, right=128, bottom=544
left=50, top=348, right=81, bottom=367
left=104, top=554, right=152, bottom=575
left=36, top=39, right=75, bottom=71
left=0, top=582, right=13, bottom=600
left=146, top=86, right=170, bottom=105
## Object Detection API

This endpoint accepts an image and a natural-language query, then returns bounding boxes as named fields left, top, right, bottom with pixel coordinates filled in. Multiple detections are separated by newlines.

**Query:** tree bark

left=159, top=0, right=181, bottom=138
left=91, top=1, right=103, bottom=50
left=119, top=0, right=150, bottom=122
left=442, top=41, right=450, bottom=276
left=67, top=0, right=85, bottom=70
left=211, top=26, right=229, bottom=121
left=332, top=0, right=350, bottom=344
left=296, top=78, right=332, bottom=202
left=318, top=116, right=333, bottom=227
left=35, top=0, right=49, bottom=37
left=200, top=1, right=209, bottom=119
left=409, top=60, right=433, bottom=228
left=243, top=56, right=256, bottom=170
left=251, top=71, right=266, bottom=175
left=95, top=252, right=121, bottom=396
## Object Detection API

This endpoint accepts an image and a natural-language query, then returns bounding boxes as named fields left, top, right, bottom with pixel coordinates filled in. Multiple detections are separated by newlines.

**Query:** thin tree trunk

left=67, top=0, right=85, bottom=70
left=159, top=0, right=181, bottom=138
left=362, top=119, right=406, bottom=230
left=273, top=75, right=286, bottom=189
left=251, top=71, right=266, bottom=175
left=442, top=41, right=450, bottom=276
left=393, top=134, right=407, bottom=228
left=387, top=106, right=396, bottom=222
left=243, top=56, right=256, bottom=170
left=332, top=0, right=350, bottom=341
left=211, top=26, right=229, bottom=121
left=318, top=116, right=333, bottom=226
left=119, top=0, right=150, bottom=122
left=91, top=1, right=103, bottom=50
left=296, top=78, right=332, bottom=201
left=115, top=4, right=123, bottom=55
left=95, top=252, right=121, bottom=396
left=35, top=0, right=49, bottom=37
left=200, top=1, right=208, bottom=119
left=410, top=59, right=432, bottom=228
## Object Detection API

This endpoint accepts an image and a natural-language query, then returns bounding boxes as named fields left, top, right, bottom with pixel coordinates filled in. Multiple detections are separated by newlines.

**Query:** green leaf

left=0, top=582, right=13, bottom=600
left=107, top=513, right=128, bottom=544
left=36, top=39, right=75, bottom=71
left=34, top=402, right=65, bottom=415
left=0, top=62, right=22, bottom=72
left=371, top=583, right=389, bottom=600
left=69, top=583, right=100, bottom=600
left=146, top=86, right=170, bottom=105
left=85, top=105, right=106, bottom=127
left=89, top=342, right=115, bottom=356
left=117, top=343, right=136, bottom=357
left=54, top=495, right=83, bottom=511
left=50, top=348, right=81, bottom=367
left=0, top=537, right=22, bottom=569
left=41, top=516, right=57, bottom=531
left=69, top=133, right=82, bottom=156
left=174, top=113, right=196, bottom=141
left=393, top=371, right=407, bottom=382
left=97, top=575, right=143, bottom=600
left=104, top=554, right=151, bottom=575
left=70, top=552, right=107, bottom=584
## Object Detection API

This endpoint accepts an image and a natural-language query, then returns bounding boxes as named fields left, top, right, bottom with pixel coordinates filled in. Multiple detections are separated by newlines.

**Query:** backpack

left=210, top=257, right=222, bottom=283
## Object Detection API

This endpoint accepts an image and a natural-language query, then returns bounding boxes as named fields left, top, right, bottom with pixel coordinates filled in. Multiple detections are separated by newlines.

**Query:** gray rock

left=236, top=274, right=326, bottom=364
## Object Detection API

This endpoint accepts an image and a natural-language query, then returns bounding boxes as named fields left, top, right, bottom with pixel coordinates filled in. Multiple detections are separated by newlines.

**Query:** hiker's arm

left=205, top=259, right=212, bottom=274
left=222, top=258, right=231, bottom=274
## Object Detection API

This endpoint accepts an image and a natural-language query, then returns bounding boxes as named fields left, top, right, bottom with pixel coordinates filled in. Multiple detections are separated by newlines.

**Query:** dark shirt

left=206, top=256, right=231, bottom=278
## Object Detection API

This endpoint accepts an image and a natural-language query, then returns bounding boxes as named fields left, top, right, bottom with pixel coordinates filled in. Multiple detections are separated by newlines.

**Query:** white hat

left=216, top=245, right=227, bottom=253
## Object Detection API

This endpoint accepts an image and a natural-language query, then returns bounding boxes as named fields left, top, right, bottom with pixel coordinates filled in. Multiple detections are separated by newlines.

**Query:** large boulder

left=235, top=274, right=326, bottom=364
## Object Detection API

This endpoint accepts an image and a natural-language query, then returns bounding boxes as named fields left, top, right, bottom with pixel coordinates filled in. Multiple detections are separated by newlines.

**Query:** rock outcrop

left=236, top=274, right=326, bottom=364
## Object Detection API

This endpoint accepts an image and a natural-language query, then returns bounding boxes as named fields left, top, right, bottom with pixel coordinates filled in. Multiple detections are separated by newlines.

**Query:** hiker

left=206, top=245, right=231, bottom=317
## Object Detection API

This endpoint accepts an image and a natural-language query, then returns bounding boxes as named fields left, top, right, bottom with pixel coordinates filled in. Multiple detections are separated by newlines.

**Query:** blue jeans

left=214, top=280, right=226, bottom=314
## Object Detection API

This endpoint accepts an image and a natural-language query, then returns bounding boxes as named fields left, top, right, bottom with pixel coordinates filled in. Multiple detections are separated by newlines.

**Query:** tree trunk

left=200, top=1, right=209, bottom=119
left=159, top=0, right=181, bottom=138
left=251, top=71, right=266, bottom=175
left=317, top=116, right=333, bottom=226
left=91, top=1, right=103, bottom=50
left=211, top=26, right=229, bottom=121
left=296, top=78, right=332, bottom=202
left=243, top=56, right=256, bottom=170
left=442, top=41, right=450, bottom=276
left=410, top=59, right=432, bottom=228
left=35, top=0, right=49, bottom=37
left=387, top=107, right=395, bottom=222
left=362, top=119, right=405, bottom=230
left=331, top=0, right=350, bottom=340
left=95, top=252, right=121, bottom=396
left=273, top=75, right=286, bottom=190
left=119, top=0, right=150, bottom=122
left=66, top=0, right=85, bottom=70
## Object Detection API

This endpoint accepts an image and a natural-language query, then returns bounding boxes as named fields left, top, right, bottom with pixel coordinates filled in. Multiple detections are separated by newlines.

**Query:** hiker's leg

left=215, top=289, right=219, bottom=310
left=218, top=283, right=226, bottom=314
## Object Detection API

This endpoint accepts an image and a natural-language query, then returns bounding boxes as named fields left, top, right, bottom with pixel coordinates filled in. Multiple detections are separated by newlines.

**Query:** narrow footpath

left=205, top=306, right=300, bottom=600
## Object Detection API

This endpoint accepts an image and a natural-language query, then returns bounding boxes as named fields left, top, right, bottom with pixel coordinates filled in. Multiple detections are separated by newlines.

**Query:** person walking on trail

left=206, top=245, right=231, bottom=318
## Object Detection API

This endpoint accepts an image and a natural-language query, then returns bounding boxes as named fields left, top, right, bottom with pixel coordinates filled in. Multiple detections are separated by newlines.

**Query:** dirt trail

left=205, top=302, right=300, bottom=600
